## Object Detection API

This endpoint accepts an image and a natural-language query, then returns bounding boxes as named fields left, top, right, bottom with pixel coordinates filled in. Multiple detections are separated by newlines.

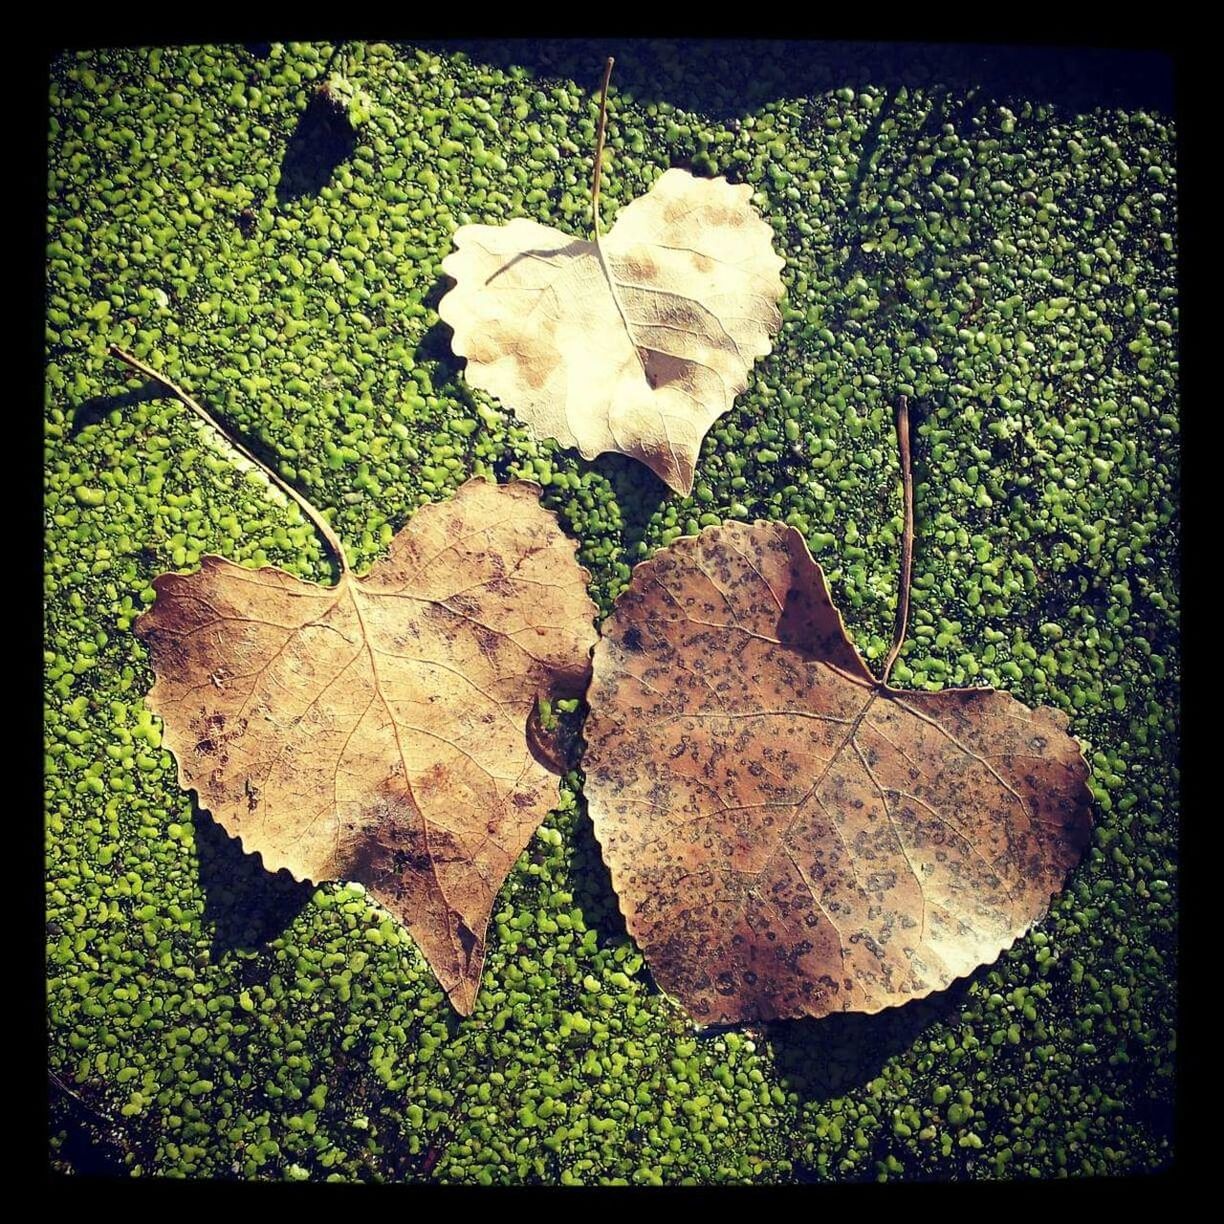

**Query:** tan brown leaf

left=136, top=479, right=598, bottom=1014
left=583, top=521, right=1093, bottom=1025
left=438, top=168, right=785, bottom=496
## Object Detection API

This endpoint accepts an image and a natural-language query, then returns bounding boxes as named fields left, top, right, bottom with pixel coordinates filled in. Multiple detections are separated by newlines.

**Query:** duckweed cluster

left=46, top=41, right=1177, bottom=1181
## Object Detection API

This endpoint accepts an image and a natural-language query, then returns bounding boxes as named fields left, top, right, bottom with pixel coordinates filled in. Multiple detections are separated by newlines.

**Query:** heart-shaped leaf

left=115, top=350, right=598, bottom=1015
left=438, top=63, right=785, bottom=495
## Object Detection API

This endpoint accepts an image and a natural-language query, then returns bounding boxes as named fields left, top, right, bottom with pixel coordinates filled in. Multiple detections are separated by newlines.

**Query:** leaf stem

left=591, top=56, right=615, bottom=239
left=49, top=1068, right=115, bottom=1126
left=587, top=57, right=649, bottom=385
left=321, top=39, right=348, bottom=82
left=109, top=346, right=349, bottom=578
left=881, top=394, right=913, bottom=687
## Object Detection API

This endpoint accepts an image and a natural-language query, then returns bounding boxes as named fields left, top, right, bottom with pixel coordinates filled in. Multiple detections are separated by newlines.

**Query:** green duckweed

left=47, top=40, right=1176, bottom=1183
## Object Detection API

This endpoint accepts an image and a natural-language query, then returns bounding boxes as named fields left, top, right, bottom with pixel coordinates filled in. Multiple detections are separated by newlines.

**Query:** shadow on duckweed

left=49, top=1080, right=140, bottom=1177
left=418, top=38, right=1173, bottom=121
left=70, top=383, right=165, bottom=438
left=591, top=450, right=671, bottom=560
left=192, top=804, right=314, bottom=959
left=276, top=83, right=359, bottom=206
left=415, top=278, right=463, bottom=385
left=567, top=792, right=635, bottom=950
left=765, top=978, right=973, bottom=1105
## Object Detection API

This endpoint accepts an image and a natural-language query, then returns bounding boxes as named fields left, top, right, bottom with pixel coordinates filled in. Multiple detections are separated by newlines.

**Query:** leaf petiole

left=108, top=345, right=350, bottom=579
left=880, top=394, right=913, bottom=687
left=591, top=56, right=615, bottom=239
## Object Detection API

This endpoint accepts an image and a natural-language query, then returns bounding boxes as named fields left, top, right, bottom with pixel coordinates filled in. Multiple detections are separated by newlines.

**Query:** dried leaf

left=438, top=168, right=785, bottom=495
left=137, top=479, right=598, bottom=1014
left=583, top=521, right=1093, bottom=1025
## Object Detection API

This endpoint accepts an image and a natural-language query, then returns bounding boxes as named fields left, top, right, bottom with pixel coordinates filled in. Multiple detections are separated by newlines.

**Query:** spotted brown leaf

left=582, top=521, right=1093, bottom=1025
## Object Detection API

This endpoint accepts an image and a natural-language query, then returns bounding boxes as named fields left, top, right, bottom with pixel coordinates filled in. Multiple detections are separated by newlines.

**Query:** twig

left=588, top=57, right=646, bottom=382
left=320, top=40, right=348, bottom=84
left=591, top=56, right=615, bottom=239
left=49, top=1068, right=116, bottom=1126
left=109, top=346, right=349, bottom=578
left=881, top=394, right=913, bottom=687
